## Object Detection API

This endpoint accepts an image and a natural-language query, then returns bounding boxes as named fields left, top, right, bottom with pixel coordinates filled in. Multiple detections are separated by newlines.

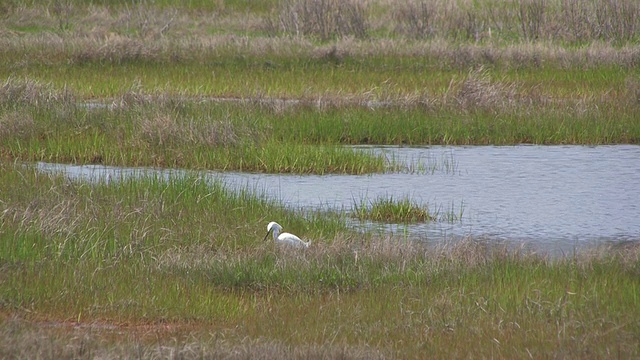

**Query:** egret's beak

left=263, top=230, right=271, bottom=242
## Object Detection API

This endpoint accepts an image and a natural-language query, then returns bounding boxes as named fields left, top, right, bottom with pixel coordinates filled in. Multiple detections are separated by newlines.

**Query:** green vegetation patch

left=352, top=195, right=437, bottom=223
left=0, top=163, right=347, bottom=260
left=0, top=79, right=405, bottom=174
left=1, top=78, right=638, bottom=176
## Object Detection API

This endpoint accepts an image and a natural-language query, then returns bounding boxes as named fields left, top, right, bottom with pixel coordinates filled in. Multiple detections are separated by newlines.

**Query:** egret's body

left=264, top=221, right=310, bottom=248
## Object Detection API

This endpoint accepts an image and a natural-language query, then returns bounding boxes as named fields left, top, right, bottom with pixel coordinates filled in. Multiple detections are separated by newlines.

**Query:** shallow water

left=36, top=145, right=640, bottom=254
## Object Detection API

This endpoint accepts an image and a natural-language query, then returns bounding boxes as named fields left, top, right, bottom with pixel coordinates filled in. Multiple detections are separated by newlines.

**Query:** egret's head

left=267, top=221, right=282, bottom=232
left=264, top=221, right=282, bottom=241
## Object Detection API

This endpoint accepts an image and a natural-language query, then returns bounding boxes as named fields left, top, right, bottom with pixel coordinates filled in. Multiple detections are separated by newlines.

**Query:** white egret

left=263, top=221, right=310, bottom=248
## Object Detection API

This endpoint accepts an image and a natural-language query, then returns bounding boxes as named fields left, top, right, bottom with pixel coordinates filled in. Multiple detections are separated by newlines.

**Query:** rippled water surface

left=37, top=145, right=640, bottom=253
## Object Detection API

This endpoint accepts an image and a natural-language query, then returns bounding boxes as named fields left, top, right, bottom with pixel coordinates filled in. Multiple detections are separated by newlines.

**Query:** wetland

left=37, top=144, right=640, bottom=255
left=1, top=0, right=639, bottom=358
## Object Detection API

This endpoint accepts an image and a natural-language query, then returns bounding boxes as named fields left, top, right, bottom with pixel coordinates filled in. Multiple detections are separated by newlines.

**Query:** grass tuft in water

left=352, top=195, right=436, bottom=223
left=352, top=196, right=464, bottom=223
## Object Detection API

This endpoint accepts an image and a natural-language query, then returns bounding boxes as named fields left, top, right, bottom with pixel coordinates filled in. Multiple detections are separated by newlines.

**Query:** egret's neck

left=272, top=228, right=280, bottom=240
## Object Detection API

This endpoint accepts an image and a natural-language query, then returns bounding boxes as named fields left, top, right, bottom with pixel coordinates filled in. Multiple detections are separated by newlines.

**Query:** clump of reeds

left=556, top=0, right=640, bottom=43
left=454, top=67, right=518, bottom=112
left=624, top=76, right=640, bottom=107
left=115, top=86, right=261, bottom=148
left=0, top=111, right=35, bottom=141
left=392, top=0, right=438, bottom=39
left=136, top=112, right=242, bottom=148
left=267, top=0, right=368, bottom=40
left=352, top=196, right=436, bottom=223
left=390, top=0, right=640, bottom=44
left=0, top=78, right=75, bottom=107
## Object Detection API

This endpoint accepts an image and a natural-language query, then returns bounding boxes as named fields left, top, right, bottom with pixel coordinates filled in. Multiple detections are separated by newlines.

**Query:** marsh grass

left=0, top=164, right=351, bottom=260
left=0, top=318, right=387, bottom=360
left=2, top=77, right=638, bottom=172
left=3, top=0, right=639, bottom=44
left=0, top=164, right=639, bottom=357
left=389, top=0, right=640, bottom=44
left=1, top=1, right=640, bottom=357
left=352, top=196, right=436, bottom=223
left=0, top=79, right=403, bottom=174
left=455, top=66, right=519, bottom=112
left=3, top=241, right=640, bottom=357
left=351, top=195, right=464, bottom=224
left=268, top=0, right=368, bottom=40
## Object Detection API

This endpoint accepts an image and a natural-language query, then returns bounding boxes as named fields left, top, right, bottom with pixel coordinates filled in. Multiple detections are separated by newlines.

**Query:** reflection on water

left=36, top=145, right=640, bottom=254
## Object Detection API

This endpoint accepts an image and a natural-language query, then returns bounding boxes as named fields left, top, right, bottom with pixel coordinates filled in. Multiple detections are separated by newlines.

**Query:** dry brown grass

left=3, top=0, right=639, bottom=48
left=2, top=197, right=82, bottom=241
left=0, top=317, right=386, bottom=360
left=156, top=229, right=640, bottom=284
left=555, top=0, right=640, bottom=43
left=135, top=112, right=242, bottom=148
left=575, top=240, right=640, bottom=270
left=0, top=78, right=75, bottom=106
left=266, top=0, right=368, bottom=40
left=0, top=111, right=35, bottom=141
left=0, top=182, right=120, bottom=259
left=2, top=29, right=639, bottom=70
left=0, top=175, right=175, bottom=260
left=156, top=233, right=526, bottom=277
left=2, top=1, right=638, bottom=70
left=454, top=67, right=519, bottom=112
left=392, top=0, right=438, bottom=39
left=624, top=76, right=640, bottom=107
left=389, top=0, right=640, bottom=43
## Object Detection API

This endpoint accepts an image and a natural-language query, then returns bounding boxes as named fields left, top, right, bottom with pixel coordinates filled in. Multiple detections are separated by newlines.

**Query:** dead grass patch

left=454, top=67, right=519, bottom=112
left=0, top=317, right=386, bottom=360
left=392, top=0, right=439, bottom=39
left=2, top=28, right=639, bottom=69
left=157, top=234, right=531, bottom=276
left=575, top=240, right=640, bottom=270
left=3, top=0, right=640, bottom=49
left=267, top=0, right=368, bottom=40
left=0, top=111, right=35, bottom=141
left=624, top=76, right=640, bottom=107
left=136, top=112, right=242, bottom=148
left=0, top=78, right=75, bottom=107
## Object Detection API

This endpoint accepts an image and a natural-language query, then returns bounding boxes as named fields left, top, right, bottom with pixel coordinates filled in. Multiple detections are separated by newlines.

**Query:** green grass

left=1, top=55, right=634, bottom=100
left=352, top=195, right=436, bottom=223
left=0, top=163, right=348, bottom=259
left=0, top=163, right=639, bottom=357
left=0, top=82, right=405, bottom=174
left=1, top=78, right=638, bottom=175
